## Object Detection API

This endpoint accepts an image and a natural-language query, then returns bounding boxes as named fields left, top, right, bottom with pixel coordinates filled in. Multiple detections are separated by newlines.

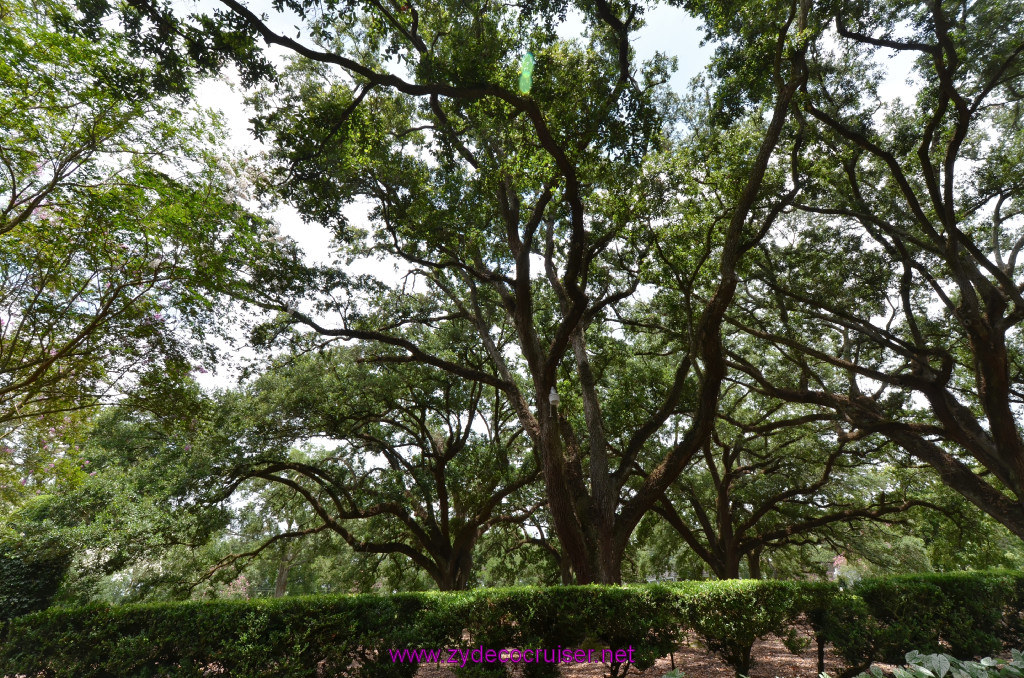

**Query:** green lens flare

left=518, top=51, right=534, bottom=94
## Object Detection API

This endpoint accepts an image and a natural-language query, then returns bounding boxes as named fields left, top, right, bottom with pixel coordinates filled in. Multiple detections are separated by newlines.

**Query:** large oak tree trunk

left=747, top=548, right=762, bottom=579
left=721, top=550, right=742, bottom=580
left=273, top=552, right=292, bottom=598
left=433, top=541, right=477, bottom=591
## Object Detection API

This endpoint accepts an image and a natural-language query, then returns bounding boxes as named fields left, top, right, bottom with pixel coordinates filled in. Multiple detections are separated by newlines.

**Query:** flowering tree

left=0, top=0, right=274, bottom=503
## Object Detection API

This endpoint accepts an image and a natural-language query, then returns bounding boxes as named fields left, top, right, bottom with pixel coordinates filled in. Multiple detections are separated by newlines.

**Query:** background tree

left=654, top=389, right=934, bottom=579
left=204, top=483, right=393, bottom=597
left=0, top=379, right=232, bottom=605
left=198, top=337, right=539, bottom=591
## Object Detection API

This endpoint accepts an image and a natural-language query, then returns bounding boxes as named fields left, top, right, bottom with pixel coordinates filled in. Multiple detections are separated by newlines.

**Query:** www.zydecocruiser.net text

left=389, top=646, right=637, bottom=667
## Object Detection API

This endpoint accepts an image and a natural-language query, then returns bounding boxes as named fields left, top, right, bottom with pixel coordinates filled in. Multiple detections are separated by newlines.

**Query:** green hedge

left=2, top=573, right=1023, bottom=678
left=449, top=585, right=684, bottom=678
left=669, top=579, right=814, bottom=676
left=812, top=571, right=1024, bottom=678
left=0, top=593, right=448, bottom=678
left=0, top=540, right=71, bottom=622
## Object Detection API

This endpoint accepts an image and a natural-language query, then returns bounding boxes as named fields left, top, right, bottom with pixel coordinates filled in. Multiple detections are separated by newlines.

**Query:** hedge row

left=817, top=572, right=1024, bottom=676
left=3, top=571, right=1024, bottom=678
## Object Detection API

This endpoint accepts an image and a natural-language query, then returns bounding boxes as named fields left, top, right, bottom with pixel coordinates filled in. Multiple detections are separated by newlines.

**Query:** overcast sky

left=185, top=1, right=917, bottom=390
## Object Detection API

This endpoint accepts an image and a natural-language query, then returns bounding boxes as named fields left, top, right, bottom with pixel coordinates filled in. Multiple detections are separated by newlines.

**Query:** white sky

left=187, top=2, right=917, bottom=392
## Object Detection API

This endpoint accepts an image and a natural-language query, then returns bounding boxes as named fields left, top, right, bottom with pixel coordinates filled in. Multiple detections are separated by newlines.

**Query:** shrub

left=3, top=573, right=1024, bottom=677
left=451, top=586, right=587, bottom=678
left=672, top=579, right=808, bottom=678
left=0, top=538, right=71, bottom=622
left=586, top=585, right=685, bottom=677
left=854, top=576, right=948, bottom=662
left=449, top=585, right=684, bottom=678
left=0, top=593, right=450, bottom=678
left=794, top=581, right=842, bottom=675
left=994, top=571, right=1024, bottom=649
left=818, top=591, right=880, bottom=677
left=814, top=572, right=1024, bottom=677
left=816, top=576, right=952, bottom=676
left=923, top=572, right=1017, bottom=658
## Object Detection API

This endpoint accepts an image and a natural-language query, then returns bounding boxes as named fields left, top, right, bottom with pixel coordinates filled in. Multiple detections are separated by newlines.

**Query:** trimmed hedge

left=450, top=585, right=684, bottom=678
left=0, top=593, right=447, bottom=678
left=670, top=579, right=811, bottom=676
left=2, top=572, right=1024, bottom=678
left=813, top=571, right=1024, bottom=678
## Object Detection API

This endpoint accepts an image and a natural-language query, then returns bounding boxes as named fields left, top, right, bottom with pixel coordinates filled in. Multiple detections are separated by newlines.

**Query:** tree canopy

left=3, top=0, right=1024, bottom=599
left=730, top=0, right=1024, bottom=540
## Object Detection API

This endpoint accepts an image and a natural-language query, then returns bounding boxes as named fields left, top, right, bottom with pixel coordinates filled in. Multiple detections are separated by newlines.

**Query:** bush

left=923, top=572, right=1018, bottom=658
left=814, top=572, right=1024, bottom=677
left=994, top=571, right=1024, bottom=649
left=673, top=579, right=810, bottom=677
left=855, top=576, right=948, bottom=662
left=818, top=591, right=881, bottom=677
left=585, top=585, right=685, bottom=677
left=451, top=586, right=589, bottom=678
left=0, top=593, right=448, bottom=678
left=0, top=538, right=71, bottom=622
left=449, top=585, right=684, bottom=678
left=3, top=573, right=1024, bottom=677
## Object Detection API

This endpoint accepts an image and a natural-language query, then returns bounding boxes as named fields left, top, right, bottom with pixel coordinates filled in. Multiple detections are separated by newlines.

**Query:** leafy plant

left=843, top=650, right=1024, bottom=678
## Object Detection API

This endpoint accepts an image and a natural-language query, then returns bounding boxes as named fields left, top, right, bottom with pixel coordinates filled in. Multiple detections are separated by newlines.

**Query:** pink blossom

left=828, top=554, right=848, bottom=582
left=83, top=460, right=89, bottom=465
left=19, top=478, right=27, bottom=485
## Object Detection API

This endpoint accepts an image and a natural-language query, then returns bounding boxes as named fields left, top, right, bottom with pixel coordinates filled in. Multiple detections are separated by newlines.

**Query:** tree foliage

left=15, top=0, right=1024, bottom=598
left=214, top=338, right=538, bottom=591
left=82, top=0, right=825, bottom=583
left=0, top=0, right=276, bottom=515
left=729, top=0, right=1024, bottom=539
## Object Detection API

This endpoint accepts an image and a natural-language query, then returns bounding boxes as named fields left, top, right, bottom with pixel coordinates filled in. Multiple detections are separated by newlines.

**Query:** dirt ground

left=412, top=631, right=896, bottom=678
